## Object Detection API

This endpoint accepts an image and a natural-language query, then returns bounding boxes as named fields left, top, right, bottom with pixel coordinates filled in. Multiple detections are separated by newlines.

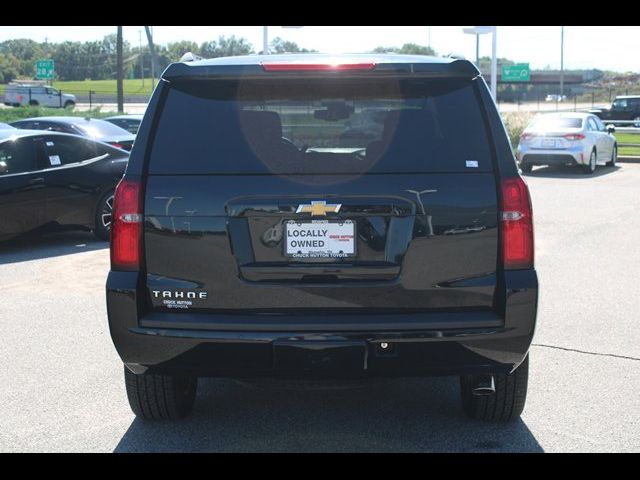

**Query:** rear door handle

left=29, top=177, right=44, bottom=185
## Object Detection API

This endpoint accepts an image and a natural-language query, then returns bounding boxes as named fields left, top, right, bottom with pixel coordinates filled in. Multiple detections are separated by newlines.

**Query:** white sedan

left=516, top=112, right=617, bottom=174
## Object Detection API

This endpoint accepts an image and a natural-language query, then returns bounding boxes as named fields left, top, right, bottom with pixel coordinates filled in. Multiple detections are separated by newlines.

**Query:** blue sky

left=1, top=26, right=638, bottom=72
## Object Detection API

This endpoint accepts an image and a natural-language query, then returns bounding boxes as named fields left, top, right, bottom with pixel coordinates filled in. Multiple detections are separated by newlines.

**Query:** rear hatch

left=142, top=69, right=499, bottom=313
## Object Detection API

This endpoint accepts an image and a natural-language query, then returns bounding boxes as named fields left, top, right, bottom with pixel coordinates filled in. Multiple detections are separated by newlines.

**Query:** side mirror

left=0, top=161, right=8, bottom=174
left=607, top=125, right=616, bottom=134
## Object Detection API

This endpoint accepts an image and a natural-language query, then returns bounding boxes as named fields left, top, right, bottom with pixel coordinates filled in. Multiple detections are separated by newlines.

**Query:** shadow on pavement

left=114, top=376, right=543, bottom=452
left=523, top=164, right=620, bottom=179
left=0, top=230, right=107, bottom=265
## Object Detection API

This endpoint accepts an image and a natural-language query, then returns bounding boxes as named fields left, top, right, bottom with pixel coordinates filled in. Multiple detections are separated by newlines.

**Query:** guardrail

left=604, top=121, right=640, bottom=158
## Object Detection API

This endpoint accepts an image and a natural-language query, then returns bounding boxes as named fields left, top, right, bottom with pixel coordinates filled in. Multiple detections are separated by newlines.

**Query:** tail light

left=110, top=178, right=143, bottom=271
left=110, top=142, right=124, bottom=149
left=500, top=177, right=534, bottom=269
left=262, top=62, right=376, bottom=72
left=520, top=133, right=535, bottom=140
left=563, top=133, right=585, bottom=141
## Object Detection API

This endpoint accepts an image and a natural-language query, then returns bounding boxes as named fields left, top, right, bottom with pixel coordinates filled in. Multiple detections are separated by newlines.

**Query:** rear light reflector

left=110, top=178, right=143, bottom=271
left=262, top=62, right=376, bottom=72
left=110, top=142, right=123, bottom=149
left=500, top=177, right=534, bottom=269
left=563, top=133, right=585, bottom=141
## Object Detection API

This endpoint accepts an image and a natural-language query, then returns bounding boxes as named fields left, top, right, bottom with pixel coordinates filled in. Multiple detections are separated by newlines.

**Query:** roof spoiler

left=162, top=58, right=480, bottom=81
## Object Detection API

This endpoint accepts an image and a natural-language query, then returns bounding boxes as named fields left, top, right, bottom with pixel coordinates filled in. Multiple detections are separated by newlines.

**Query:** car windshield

left=530, top=117, right=583, bottom=129
left=71, top=120, right=129, bottom=138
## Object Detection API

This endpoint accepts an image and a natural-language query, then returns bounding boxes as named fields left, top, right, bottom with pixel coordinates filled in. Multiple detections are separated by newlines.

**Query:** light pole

left=463, top=26, right=497, bottom=101
left=560, top=26, right=565, bottom=98
left=139, top=30, right=144, bottom=88
left=262, top=26, right=304, bottom=55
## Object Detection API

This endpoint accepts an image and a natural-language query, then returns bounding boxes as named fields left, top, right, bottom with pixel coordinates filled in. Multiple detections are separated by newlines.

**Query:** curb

left=618, top=156, right=640, bottom=163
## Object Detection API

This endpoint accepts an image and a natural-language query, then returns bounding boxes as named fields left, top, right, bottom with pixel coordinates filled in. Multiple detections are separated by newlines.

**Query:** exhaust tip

left=471, top=375, right=496, bottom=396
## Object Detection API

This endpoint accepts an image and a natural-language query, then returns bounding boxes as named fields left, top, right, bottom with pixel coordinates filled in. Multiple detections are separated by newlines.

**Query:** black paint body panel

left=106, top=56, right=538, bottom=379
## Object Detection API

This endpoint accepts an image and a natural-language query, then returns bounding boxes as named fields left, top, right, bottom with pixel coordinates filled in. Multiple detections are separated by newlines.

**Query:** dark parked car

left=104, top=114, right=144, bottom=135
left=107, top=54, right=537, bottom=422
left=10, top=116, right=136, bottom=151
left=0, top=130, right=128, bottom=241
left=590, top=95, right=640, bottom=127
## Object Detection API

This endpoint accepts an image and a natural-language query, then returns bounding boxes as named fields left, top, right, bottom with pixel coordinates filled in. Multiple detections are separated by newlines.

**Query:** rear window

left=149, top=78, right=493, bottom=175
left=531, top=117, right=583, bottom=129
left=71, top=120, right=130, bottom=138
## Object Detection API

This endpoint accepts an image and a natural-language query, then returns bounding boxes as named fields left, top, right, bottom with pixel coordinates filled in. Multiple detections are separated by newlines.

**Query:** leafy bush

left=501, top=111, right=536, bottom=150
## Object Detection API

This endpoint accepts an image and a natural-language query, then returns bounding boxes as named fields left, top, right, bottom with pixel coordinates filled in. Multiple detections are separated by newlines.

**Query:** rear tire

left=93, top=190, right=114, bottom=241
left=606, top=145, right=617, bottom=167
left=124, top=366, right=198, bottom=420
left=28, top=100, right=39, bottom=106
left=64, top=100, right=75, bottom=109
left=460, top=355, right=529, bottom=422
left=520, top=163, right=533, bottom=173
left=583, top=149, right=597, bottom=174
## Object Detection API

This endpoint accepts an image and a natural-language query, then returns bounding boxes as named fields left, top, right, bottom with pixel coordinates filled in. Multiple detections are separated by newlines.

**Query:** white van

left=4, top=81, right=76, bottom=108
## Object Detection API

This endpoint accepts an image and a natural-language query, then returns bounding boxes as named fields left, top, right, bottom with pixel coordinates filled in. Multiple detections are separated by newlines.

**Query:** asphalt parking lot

left=1, top=162, right=639, bottom=452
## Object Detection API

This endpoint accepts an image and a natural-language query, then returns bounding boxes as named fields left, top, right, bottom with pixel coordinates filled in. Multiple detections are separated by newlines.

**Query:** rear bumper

left=106, top=270, right=538, bottom=378
left=517, top=145, right=586, bottom=166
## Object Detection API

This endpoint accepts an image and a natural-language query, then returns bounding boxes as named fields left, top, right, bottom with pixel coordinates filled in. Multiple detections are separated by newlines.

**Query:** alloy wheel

left=101, top=195, right=114, bottom=229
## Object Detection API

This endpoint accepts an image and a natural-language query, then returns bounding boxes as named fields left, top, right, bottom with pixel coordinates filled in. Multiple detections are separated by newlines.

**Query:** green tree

left=0, top=52, right=20, bottom=83
left=478, top=56, right=515, bottom=72
left=167, top=41, right=200, bottom=62
left=0, top=39, right=44, bottom=77
left=269, top=37, right=317, bottom=54
left=199, top=35, right=254, bottom=58
left=373, top=43, right=436, bottom=56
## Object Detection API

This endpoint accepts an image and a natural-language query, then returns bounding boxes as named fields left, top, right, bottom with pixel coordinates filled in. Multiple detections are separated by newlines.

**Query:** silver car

left=516, top=112, right=617, bottom=174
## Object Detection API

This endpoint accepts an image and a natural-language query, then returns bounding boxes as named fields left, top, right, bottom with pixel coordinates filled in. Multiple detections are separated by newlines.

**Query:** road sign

left=35, top=59, right=55, bottom=80
left=502, top=63, right=530, bottom=82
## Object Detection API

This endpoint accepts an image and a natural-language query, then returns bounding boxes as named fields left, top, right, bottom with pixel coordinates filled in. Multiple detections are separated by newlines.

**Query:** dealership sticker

left=49, top=155, right=61, bottom=166
left=466, top=160, right=479, bottom=168
left=46, top=141, right=55, bottom=147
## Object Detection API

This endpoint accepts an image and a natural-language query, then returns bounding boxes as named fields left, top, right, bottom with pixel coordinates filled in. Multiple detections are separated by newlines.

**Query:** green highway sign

left=35, top=59, right=55, bottom=80
left=502, top=63, right=530, bottom=82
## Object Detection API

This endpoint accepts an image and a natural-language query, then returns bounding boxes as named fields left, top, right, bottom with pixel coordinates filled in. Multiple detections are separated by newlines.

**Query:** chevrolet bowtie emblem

left=296, top=201, right=342, bottom=216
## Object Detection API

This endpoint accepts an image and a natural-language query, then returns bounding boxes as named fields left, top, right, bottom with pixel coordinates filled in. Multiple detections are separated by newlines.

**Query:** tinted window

left=42, top=136, right=101, bottom=166
left=149, top=78, right=493, bottom=174
left=612, top=99, right=628, bottom=109
left=109, top=119, right=140, bottom=134
left=44, top=122, right=71, bottom=133
left=71, top=120, right=130, bottom=139
left=0, top=138, right=38, bottom=174
left=10, top=121, right=33, bottom=129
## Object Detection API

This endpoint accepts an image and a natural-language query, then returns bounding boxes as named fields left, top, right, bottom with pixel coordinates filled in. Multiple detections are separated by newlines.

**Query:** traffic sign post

left=35, top=59, right=55, bottom=80
left=502, top=63, right=530, bottom=82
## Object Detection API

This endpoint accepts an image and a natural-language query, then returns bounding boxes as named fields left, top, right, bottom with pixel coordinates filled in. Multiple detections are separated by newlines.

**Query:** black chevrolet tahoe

left=106, top=54, right=538, bottom=422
